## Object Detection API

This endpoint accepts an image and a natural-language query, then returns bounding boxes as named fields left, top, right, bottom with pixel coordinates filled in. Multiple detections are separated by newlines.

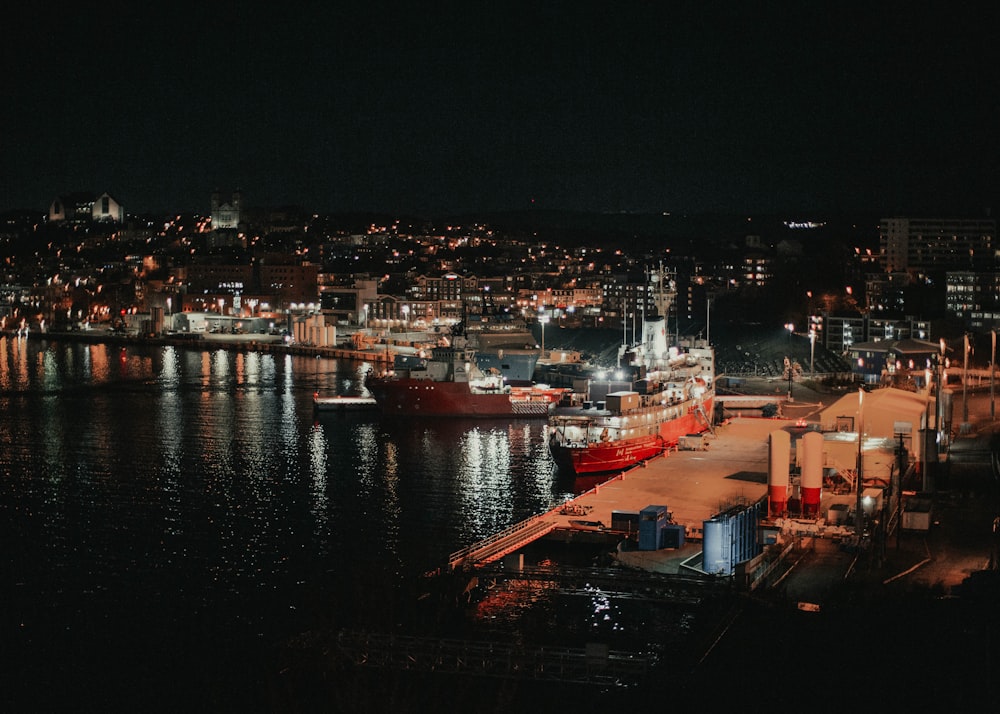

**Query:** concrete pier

left=545, top=415, right=779, bottom=537
left=447, top=416, right=788, bottom=573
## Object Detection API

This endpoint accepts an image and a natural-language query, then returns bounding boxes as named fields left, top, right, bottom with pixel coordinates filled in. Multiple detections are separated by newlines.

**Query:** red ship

left=365, top=338, right=568, bottom=418
left=548, top=365, right=714, bottom=475
left=547, top=265, right=715, bottom=475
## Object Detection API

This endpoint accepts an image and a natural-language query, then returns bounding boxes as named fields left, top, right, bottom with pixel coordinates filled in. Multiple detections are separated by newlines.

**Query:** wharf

left=447, top=415, right=788, bottom=574
left=543, top=415, right=781, bottom=574
left=546, top=415, right=778, bottom=538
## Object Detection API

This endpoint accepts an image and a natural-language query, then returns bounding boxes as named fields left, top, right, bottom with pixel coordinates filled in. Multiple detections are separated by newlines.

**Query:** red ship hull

left=549, top=397, right=713, bottom=475
left=367, top=377, right=557, bottom=418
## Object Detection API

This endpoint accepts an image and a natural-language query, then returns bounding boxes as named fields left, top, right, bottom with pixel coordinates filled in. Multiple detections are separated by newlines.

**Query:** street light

left=809, top=329, right=816, bottom=374
left=539, top=314, right=549, bottom=360
left=937, top=338, right=946, bottom=437
left=785, top=323, right=794, bottom=400
left=855, top=387, right=865, bottom=540
left=963, top=333, right=970, bottom=423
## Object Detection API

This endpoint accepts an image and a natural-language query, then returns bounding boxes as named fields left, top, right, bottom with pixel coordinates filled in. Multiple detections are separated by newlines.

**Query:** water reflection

left=377, top=418, right=563, bottom=545
left=2, top=337, right=577, bottom=709
left=0, top=335, right=29, bottom=390
left=278, top=356, right=299, bottom=465
left=158, top=345, right=179, bottom=388
left=307, top=423, right=329, bottom=523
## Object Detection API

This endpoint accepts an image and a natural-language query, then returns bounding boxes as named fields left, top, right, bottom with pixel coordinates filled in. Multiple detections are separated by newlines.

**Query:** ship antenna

left=642, top=265, right=648, bottom=346
left=622, top=302, right=627, bottom=347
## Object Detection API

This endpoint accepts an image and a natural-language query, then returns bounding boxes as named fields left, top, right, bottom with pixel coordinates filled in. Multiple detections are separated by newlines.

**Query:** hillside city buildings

left=1, top=190, right=997, bottom=383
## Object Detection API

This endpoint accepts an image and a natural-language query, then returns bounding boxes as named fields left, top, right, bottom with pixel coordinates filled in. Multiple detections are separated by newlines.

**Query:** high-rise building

left=880, top=217, right=996, bottom=273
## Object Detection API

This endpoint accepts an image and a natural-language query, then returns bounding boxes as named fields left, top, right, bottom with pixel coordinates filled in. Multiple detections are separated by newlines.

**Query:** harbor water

left=1, top=336, right=594, bottom=710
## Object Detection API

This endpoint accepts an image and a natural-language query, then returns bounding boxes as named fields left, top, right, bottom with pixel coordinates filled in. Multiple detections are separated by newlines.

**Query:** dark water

left=1, top=337, right=591, bottom=711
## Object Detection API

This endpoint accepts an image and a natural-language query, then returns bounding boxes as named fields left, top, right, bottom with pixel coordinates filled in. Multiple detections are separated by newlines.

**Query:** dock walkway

left=447, top=515, right=558, bottom=571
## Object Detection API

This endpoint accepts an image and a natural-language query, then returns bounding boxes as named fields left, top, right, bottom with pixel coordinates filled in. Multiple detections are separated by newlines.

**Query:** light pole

left=963, top=333, right=969, bottom=424
left=785, top=323, right=794, bottom=400
left=991, top=329, right=996, bottom=421
left=706, top=298, right=711, bottom=343
left=937, top=338, right=945, bottom=439
left=539, top=314, right=549, bottom=360
left=809, top=329, right=816, bottom=374
left=856, top=387, right=865, bottom=541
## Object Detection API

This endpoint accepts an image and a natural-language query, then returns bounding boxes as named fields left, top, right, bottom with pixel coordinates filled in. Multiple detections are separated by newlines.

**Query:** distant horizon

left=3, top=197, right=994, bottom=222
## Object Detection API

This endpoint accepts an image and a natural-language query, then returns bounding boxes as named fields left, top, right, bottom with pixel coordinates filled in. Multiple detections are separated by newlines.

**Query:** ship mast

left=648, top=261, right=675, bottom=324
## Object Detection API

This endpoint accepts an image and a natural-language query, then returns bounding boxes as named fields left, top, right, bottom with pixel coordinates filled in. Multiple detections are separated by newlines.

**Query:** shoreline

left=11, top=328, right=397, bottom=364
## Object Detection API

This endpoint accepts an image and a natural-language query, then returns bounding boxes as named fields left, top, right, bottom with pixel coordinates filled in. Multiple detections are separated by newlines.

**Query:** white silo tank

left=768, top=430, right=791, bottom=518
left=800, top=431, right=824, bottom=517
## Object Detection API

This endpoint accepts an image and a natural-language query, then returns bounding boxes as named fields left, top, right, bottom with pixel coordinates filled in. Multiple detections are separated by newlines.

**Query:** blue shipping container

left=639, top=505, right=668, bottom=551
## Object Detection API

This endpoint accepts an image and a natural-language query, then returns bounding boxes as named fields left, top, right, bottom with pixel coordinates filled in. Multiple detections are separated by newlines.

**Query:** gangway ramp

left=447, top=515, right=557, bottom=571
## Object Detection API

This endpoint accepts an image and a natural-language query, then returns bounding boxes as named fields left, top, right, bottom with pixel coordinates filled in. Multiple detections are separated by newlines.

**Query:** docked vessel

left=547, top=266, right=715, bottom=475
left=365, top=329, right=567, bottom=418
left=313, top=394, right=379, bottom=412
left=465, top=308, right=540, bottom=386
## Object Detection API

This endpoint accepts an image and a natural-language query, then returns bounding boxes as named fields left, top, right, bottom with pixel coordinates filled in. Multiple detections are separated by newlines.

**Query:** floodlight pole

left=856, top=388, right=865, bottom=543
left=963, top=333, right=969, bottom=424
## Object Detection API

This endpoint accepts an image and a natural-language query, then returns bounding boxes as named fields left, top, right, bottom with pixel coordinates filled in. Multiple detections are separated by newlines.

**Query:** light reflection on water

left=0, top=336, right=575, bottom=708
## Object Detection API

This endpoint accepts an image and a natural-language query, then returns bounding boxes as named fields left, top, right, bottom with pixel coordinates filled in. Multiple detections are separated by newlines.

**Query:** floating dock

left=313, top=395, right=379, bottom=412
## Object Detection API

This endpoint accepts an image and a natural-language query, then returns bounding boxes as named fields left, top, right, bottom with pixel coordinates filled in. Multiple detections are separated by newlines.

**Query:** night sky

left=3, top=3, right=997, bottom=217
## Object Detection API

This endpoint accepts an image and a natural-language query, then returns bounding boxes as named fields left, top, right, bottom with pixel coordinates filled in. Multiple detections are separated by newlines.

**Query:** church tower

left=211, top=188, right=242, bottom=230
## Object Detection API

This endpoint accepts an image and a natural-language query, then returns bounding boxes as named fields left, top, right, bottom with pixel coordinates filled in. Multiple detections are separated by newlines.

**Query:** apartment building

left=880, top=217, right=996, bottom=273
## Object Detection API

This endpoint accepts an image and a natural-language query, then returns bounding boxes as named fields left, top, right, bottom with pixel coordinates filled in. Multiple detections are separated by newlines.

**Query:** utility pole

left=937, top=339, right=945, bottom=437
left=963, top=333, right=969, bottom=424
left=706, top=298, right=711, bottom=344
left=809, top=329, right=816, bottom=374
left=856, top=388, right=865, bottom=545
left=785, top=323, right=794, bottom=401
